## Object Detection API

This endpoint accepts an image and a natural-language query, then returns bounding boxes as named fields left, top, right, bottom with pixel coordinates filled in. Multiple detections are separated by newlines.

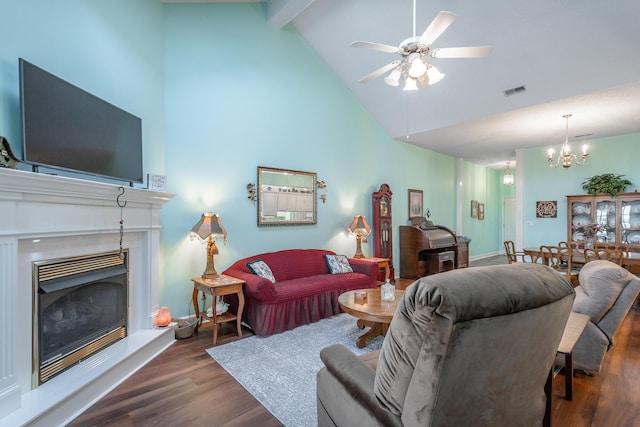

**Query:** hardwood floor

left=68, top=274, right=640, bottom=427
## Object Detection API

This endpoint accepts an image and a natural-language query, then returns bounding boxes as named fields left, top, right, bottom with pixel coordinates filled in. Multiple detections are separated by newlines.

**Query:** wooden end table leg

left=212, top=293, right=218, bottom=346
left=565, top=352, right=573, bottom=401
left=236, top=291, right=244, bottom=339
left=192, top=289, right=201, bottom=322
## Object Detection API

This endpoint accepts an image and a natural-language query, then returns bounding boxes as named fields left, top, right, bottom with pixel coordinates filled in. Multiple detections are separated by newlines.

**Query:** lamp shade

left=190, top=212, right=227, bottom=242
left=348, top=215, right=371, bottom=235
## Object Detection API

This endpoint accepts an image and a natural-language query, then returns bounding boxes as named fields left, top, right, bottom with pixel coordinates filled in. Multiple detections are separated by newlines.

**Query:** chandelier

left=503, top=162, right=514, bottom=186
left=547, top=114, right=589, bottom=168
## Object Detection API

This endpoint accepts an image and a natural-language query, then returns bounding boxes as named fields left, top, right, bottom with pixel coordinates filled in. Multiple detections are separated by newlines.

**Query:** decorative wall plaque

left=536, top=200, right=558, bottom=218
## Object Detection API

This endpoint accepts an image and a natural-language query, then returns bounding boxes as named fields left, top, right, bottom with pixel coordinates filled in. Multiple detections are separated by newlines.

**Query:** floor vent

left=503, top=85, right=527, bottom=96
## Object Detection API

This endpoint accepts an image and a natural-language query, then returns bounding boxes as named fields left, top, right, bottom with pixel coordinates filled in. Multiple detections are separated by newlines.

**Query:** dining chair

left=584, top=248, right=625, bottom=266
left=540, top=245, right=581, bottom=285
left=504, top=241, right=531, bottom=263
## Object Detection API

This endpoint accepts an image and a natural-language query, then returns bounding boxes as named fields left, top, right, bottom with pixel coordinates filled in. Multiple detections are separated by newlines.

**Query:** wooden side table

left=362, top=256, right=391, bottom=282
left=191, top=275, right=245, bottom=346
left=543, top=311, right=590, bottom=427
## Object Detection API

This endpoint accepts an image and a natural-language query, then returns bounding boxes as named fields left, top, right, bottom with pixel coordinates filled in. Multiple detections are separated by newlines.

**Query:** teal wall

left=9, top=1, right=633, bottom=318
left=459, top=161, right=506, bottom=256
left=161, top=3, right=460, bottom=313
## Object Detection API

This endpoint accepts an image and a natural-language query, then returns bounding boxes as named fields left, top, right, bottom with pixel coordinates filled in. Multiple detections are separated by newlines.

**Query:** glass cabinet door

left=570, top=202, right=592, bottom=242
left=595, top=200, right=616, bottom=243
left=621, top=200, right=640, bottom=245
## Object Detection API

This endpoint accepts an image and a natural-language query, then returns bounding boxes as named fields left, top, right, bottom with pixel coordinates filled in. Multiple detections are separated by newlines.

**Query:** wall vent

left=503, top=85, right=527, bottom=96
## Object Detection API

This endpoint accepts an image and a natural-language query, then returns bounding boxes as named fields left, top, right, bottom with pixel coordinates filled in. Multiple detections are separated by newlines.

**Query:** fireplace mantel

left=0, top=168, right=175, bottom=426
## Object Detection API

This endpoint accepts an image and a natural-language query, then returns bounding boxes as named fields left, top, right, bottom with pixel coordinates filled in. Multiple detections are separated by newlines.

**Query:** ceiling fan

left=351, top=0, right=492, bottom=90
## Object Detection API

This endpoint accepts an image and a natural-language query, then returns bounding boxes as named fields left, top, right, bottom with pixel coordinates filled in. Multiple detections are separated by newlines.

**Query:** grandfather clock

left=372, top=184, right=395, bottom=282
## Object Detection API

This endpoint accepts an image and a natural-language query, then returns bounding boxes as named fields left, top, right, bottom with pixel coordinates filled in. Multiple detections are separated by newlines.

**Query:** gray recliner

left=316, top=263, right=576, bottom=427
left=556, top=260, right=640, bottom=372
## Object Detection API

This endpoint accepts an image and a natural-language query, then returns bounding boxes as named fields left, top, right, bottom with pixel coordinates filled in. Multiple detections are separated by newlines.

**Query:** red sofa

left=222, top=249, right=378, bottom=336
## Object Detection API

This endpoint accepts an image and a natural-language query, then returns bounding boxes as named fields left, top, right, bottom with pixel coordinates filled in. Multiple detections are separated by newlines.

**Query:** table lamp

left=190, top=212, right=227, bottom=278
left=348, top=215, right=371, bottom=259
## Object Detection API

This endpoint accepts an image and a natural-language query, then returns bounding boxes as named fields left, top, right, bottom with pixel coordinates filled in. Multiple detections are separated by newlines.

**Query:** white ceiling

left=164, top=0, right=640, bottom=168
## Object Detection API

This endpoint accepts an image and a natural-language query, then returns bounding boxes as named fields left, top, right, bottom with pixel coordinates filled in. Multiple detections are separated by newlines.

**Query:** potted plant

left=581, top=174, right=632, bottom=196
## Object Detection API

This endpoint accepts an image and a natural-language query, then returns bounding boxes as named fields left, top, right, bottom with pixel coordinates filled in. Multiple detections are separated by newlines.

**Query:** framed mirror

left=257, top=166, right=317, bottom=226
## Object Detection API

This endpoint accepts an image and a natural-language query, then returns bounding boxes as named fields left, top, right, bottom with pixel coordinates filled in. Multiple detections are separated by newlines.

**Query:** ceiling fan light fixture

left=403, top=77, right=418, bottom=91
left=426, top=65, right=445, bottom=85
left=408, top=55, right=427, bottom=78
left=384, top=67, right=402, bottom=86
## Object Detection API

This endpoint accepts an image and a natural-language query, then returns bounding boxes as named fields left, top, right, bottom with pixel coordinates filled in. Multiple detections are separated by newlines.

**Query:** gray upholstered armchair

left=316, top=263, right=576, bottom=427
left=555, top=260, right=640, bottom=372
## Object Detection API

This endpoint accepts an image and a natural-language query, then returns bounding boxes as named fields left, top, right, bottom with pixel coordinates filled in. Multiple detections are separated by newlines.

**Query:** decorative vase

left=584, top=237, right=594, bottom=249
left=381, top=280, right=395, bottom=301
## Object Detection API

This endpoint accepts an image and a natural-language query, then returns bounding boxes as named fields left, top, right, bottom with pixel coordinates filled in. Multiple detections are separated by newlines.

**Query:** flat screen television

left=19, top=58, right=143, bottom=184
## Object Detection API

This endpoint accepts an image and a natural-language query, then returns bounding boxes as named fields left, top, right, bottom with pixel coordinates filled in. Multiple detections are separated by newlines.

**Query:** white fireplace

left=0, top=168, right=174, bottom=426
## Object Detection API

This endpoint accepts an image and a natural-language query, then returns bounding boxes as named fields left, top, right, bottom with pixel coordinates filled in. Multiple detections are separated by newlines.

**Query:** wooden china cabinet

left=567, top=192, right=640, bottom=251
left=372, top=184, right=395, bottom=282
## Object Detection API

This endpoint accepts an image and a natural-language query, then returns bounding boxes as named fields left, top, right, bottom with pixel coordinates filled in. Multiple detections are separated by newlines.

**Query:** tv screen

left=19, top=58, right=143, bottom=184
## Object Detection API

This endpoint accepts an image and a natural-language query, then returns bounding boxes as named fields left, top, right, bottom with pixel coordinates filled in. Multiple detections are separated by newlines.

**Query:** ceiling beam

left=267, top=0, right=315, bottom=28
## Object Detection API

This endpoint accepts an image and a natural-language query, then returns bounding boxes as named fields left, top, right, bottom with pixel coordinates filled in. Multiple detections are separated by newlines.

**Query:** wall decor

left=257, top=166, right=317, bottom=226
left=478, top=203, right=485, bottom=220
left=408, top=189, right=423, bottom=218
left=471, top=200, right=478, bottom=218
left=536, top=200, right=558, bottom=218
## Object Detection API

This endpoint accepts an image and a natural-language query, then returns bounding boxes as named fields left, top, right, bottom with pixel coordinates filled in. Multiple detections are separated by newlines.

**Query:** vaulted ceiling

left=163, top=0, right=640, bottom=168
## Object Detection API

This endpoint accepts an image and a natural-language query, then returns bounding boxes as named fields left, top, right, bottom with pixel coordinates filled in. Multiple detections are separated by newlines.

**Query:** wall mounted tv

left=19, top=58, right=143, bottom=184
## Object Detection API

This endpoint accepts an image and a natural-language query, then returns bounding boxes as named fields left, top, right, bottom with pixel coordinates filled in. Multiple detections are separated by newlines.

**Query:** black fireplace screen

left=39, top=277, right=126, bottom=365
left=33, top=250, right=128, bottom=385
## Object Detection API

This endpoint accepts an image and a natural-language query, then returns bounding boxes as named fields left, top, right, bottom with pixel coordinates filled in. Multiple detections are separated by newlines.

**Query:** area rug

left=206, top=313, right=383, bottom=426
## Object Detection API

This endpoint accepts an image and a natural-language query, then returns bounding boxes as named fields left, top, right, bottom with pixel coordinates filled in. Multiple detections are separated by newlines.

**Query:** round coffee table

left=338, top=288, right=404, bottom=348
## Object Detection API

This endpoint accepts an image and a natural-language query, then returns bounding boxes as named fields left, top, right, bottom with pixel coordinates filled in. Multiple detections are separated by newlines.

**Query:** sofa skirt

left=231, top=289, right=348, bottom=336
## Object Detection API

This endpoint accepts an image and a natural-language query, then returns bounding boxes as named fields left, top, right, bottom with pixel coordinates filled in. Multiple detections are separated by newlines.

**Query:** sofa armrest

left=224, top=270, right=277, bottom=302
left=318, top=344, right=400, bottom=425
left=348, top=258, right=379, bottom=282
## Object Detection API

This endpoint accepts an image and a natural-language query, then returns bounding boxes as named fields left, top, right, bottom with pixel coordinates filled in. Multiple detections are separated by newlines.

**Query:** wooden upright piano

left=399, top=219, right=459, bottom=279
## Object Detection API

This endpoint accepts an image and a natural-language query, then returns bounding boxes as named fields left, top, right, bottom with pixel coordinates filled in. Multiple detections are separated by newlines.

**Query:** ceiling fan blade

left=418, top=11, right=456, bottom=47
left=358, top=61, right=400, bottom=84
left=431, top=46, right=493, bottom=58
left=351, top=40, right=399, bottom=54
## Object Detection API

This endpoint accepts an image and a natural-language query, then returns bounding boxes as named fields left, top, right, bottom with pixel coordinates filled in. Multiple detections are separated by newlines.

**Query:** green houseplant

left=581, top=174, right=632, bottom=196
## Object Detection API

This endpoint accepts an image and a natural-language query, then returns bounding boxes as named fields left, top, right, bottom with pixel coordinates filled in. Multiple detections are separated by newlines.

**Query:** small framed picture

left=478, top=203, right=485, bottom=220
left=471, top=200, right=478, bottom=218
left=408, top=189, right=423, bottom=218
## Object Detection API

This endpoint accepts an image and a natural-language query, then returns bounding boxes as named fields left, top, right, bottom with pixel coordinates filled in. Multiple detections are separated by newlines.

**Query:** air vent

left=503, top=85, right=527, bottom=96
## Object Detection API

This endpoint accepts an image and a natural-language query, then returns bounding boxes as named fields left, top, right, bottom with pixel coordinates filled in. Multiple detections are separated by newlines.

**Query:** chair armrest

left=319, top=344, right=399, bottom=424
left=224, top=270, right=276, bottom=302
left=347, top=258, right=379, bottom=282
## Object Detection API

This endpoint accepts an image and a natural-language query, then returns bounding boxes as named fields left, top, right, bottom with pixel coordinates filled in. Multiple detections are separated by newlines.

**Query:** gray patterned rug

left=206, top=313, right=383, bottom=427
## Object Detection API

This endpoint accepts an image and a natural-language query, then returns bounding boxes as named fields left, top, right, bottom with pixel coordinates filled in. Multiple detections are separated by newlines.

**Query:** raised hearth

left=0, top=168, right=174, bottom=426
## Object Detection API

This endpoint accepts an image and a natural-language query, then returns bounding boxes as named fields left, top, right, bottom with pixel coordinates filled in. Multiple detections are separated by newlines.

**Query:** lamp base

left=353, top=238, right=365, bottom=258
left=202, top=271, right=219, bottom=279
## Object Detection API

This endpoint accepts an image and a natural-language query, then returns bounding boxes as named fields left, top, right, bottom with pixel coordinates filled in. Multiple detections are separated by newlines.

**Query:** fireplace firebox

left=32, top=250, right=129, bottom=386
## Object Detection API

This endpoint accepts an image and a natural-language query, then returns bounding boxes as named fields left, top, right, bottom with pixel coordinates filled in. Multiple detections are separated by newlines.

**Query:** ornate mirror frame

left=257, top=166, right=317, bottom=226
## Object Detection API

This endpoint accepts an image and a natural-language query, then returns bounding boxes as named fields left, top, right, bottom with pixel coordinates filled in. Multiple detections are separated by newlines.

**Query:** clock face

left=380, top=197, right=389, bottom=216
